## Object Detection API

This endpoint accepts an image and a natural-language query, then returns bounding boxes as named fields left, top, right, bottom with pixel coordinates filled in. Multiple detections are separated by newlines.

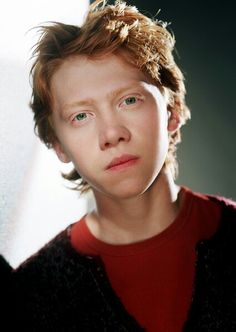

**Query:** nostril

left=99, top=126, right=131, bottom=150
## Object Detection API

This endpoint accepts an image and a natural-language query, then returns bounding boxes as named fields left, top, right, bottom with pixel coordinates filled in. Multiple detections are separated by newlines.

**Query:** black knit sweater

left=1, top=255, right=12, bottom=329
left=12, top=196, right=236, bottom=331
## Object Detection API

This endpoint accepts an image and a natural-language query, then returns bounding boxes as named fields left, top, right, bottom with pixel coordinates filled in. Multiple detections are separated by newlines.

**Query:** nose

left=99, top=119, right=131, bottom=150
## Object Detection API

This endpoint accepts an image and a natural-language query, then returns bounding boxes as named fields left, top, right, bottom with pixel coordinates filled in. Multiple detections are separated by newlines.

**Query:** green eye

left=125, top=97, right=136, bottom=105
left=75, top=113, right=87, bottom=121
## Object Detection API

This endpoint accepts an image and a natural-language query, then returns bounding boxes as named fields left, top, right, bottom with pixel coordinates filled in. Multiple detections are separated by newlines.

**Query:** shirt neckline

left=75, top=187, right=194, bottom=256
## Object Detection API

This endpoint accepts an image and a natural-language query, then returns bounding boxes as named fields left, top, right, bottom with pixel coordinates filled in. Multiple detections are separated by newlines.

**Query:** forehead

left=51, top=53, right=149, bottom=93
left=50, top=53, right=164, bottom=114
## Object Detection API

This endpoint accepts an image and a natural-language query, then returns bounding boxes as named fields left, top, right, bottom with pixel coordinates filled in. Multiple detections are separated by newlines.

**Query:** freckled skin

left=51, top=54, right=174, bottom=200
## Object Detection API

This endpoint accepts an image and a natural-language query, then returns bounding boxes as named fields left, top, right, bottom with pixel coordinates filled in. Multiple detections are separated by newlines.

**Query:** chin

left=91, top=172, right=161, bottom=200
left=105, top=179, right=154, bottom=200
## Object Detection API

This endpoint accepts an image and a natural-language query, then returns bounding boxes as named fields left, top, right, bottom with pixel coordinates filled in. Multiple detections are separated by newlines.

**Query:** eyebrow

left=61, top=83, right=145, bottom=115
left=62, top=99, right=94, bottom=113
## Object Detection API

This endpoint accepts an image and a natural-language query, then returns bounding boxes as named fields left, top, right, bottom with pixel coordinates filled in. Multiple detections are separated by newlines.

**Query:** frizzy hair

left=30, top=0, right=190, bottom=193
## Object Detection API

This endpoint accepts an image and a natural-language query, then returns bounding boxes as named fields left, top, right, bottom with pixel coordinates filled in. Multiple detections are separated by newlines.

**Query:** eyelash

left=71, top=94, right=144, bottom=125
left=73, top=113, right=87, bottom=121
left=71, top=112, right=93, bottom=124
left=119, top=94, right=144, bottom=109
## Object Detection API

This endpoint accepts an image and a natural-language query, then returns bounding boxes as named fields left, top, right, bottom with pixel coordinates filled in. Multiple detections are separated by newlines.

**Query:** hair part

left=30, top=0, right=191, bottom=193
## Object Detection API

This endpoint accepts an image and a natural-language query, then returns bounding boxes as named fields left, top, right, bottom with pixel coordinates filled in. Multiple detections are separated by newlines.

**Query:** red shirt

left=71, top=187, right=221, bottom=331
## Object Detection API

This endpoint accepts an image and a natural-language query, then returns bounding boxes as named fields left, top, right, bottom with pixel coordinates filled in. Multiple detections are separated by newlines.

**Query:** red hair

left=30, top=0, right=190, bottom=192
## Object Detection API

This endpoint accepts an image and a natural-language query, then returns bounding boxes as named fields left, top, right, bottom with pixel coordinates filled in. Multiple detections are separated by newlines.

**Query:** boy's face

left=50, top=54, right=177, bottom=199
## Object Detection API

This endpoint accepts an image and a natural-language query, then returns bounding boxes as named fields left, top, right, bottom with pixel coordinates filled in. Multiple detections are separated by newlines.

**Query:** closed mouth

left=106, top=154, right=140, bottom=171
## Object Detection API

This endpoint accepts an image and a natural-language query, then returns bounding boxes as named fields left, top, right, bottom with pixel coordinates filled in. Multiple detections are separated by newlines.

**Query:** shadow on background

left=91, top=0, right=236, bottom=199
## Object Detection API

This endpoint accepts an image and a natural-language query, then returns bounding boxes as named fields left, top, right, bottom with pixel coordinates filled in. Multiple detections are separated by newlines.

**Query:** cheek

left=57, top=124, right=94, bottom=153
left=135, top=108, right=167, bottom=141
left=66, top=134, right=97, bottom=175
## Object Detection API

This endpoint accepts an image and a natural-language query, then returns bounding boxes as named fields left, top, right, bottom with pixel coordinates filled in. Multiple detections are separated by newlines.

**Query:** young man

left=12, top=1, right=236, bottom=331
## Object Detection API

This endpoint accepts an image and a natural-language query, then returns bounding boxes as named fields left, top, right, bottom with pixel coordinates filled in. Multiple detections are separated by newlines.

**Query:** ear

left=167, top=111, right=181, bottom=132
left=53, top=140, right=71, bottom=163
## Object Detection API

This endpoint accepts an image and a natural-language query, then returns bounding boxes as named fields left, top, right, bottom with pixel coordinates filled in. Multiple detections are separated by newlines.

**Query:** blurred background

left=0, top=0, right=235, bottom=267
left=0, top=0, right=90, bottom=267
left=124, top=0, right=236, bottom=199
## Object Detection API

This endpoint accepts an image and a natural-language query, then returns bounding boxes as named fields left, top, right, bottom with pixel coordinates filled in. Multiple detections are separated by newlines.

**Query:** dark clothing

left=12, top=195, right=236, bottom=331
left=0, top=255, right=12, bottom=329
left=0, top=255, right=12, bottom=283
left=70, top=187, right=221, bottom=331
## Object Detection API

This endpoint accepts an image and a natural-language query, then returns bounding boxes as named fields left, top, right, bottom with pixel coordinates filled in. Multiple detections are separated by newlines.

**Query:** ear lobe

left=53, top=141, right=71, bottom=163
left=167, top=112, right=181, bottom=132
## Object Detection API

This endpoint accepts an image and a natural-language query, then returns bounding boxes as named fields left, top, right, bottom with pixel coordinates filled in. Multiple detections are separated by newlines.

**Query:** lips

left=105, top=154, right=139, bottom=170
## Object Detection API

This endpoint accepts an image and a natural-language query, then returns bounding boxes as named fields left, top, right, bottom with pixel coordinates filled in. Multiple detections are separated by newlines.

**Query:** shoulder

left=206, top=192, right=236, bottom=210
left=182, top=186, right=236, bottom=242
left=206, top=194, right=236, bottom=233
left=0, top=255, right=12, bottom=322
left=183, top=186, right=236, bottom=219
left=11, top=228, right=141, bottom=331
left=11, top=227, right=106, bottom=328
left=192, top=191, right=236, bottom=253
left=0, top=254, right=12, bottom=278
left=184, top=193, right=236, bottom=330
left=183, top=186, right=236, bottom=208
left=203, top=192, right=236, bottom=241
left=12, top=227, right=97, bottom=287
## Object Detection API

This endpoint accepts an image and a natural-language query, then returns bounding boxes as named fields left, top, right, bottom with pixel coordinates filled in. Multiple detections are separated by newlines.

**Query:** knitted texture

left=12, top=195, right=236, bottom=331
left=183, top=196, right=236, bottom=331
left=12, top=229, right=144, bottom=332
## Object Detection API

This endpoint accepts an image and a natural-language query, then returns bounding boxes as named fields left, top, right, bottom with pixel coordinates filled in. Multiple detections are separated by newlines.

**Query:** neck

left=86, top=169, right=183, bottom=244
